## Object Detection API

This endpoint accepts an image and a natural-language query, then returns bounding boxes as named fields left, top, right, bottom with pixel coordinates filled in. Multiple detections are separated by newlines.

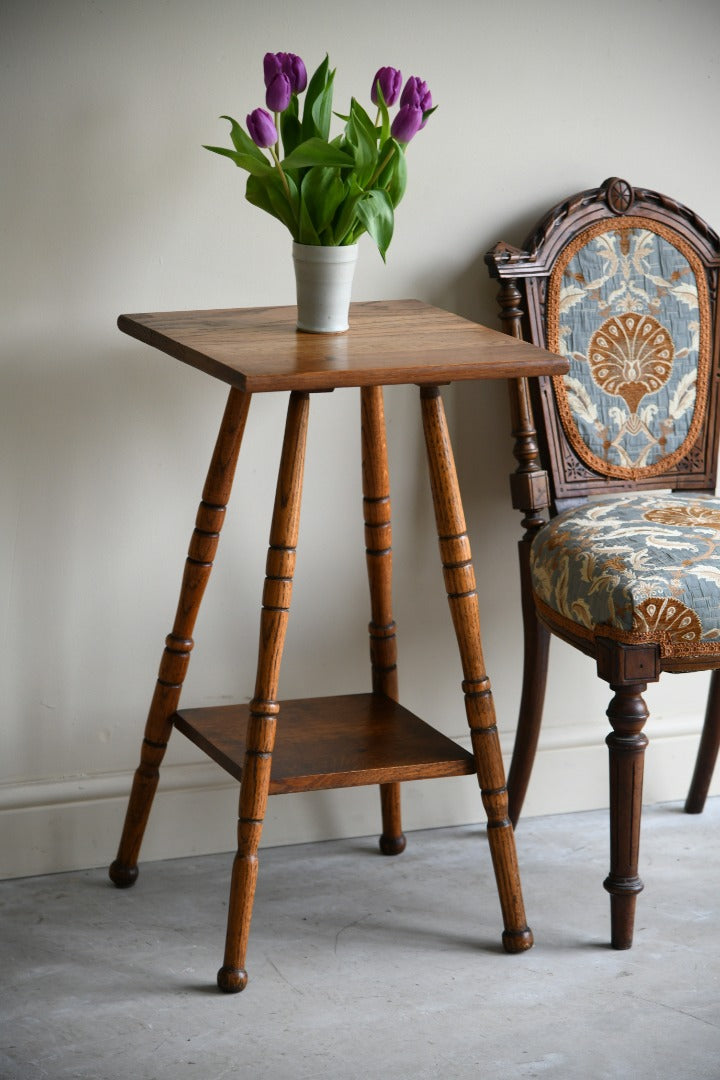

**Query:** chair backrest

left=486, top=178, right=720, bottom=514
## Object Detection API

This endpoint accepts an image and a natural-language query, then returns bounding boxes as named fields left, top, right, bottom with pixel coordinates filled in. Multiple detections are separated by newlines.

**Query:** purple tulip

left=281, top=52, right=307, bottom=93
left=400, top=75, right=432, bottom=125
left=266, top=71, right=292, bottom=112
left=246, top=107, right=278, bottom=149
left=390, top=103, right=423, bottom=143
left=263, top=51, right=307, bottom=94
left=371, top=66, right=402, bottom=106
left=263, top=52, right=283, bottom=86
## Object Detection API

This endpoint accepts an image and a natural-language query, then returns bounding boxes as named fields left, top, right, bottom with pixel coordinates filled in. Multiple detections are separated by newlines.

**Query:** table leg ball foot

left=502, top=926, right=534, bottom=953
left=217, top=966, right=248, bottom=993
left=379, top=832, right=407, bottom=856
left=108, top=861, right=139, bottom=889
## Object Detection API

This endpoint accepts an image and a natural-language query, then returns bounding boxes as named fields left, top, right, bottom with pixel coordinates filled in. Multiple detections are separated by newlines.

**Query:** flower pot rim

left=292, top=241, right=359, bottom=260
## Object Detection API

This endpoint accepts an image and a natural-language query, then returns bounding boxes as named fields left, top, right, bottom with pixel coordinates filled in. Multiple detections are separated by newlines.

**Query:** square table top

left=118, top=299, right=568, bottom=393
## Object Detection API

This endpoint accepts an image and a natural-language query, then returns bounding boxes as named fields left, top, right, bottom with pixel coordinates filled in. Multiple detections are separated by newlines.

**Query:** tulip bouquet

left=204, top=53, right=434, bottom=260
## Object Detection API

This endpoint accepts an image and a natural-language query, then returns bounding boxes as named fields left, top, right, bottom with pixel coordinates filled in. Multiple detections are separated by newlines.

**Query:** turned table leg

left=109, top=388, right=251, bottom=888
left=419, top=386, right=533, bottom=954
left=217, top=390, right=310, bottom=993
left=360, top=386, right=405, bottom=856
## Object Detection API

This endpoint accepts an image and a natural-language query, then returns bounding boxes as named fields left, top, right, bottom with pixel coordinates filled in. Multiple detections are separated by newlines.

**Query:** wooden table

left=109, top=299, right=567, bottom=993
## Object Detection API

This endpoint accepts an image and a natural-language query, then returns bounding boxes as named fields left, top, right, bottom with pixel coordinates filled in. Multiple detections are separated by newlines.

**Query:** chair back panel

left=487, top=179, right=720, bottom=511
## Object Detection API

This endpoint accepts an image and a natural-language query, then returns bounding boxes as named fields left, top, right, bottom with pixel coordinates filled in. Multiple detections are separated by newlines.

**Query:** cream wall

left=2, top=0, right=720, bottom=878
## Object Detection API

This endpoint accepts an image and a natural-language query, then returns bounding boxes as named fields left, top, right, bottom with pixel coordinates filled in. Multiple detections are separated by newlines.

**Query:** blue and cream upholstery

left=547, top=218, right=710, bottom=480
left=531, top=219, right=718, bottom=661
left=532, top=493, right=720, bottom=661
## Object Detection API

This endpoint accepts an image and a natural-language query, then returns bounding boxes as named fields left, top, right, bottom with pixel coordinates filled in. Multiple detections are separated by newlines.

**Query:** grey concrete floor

left=2, top=800, right=720, bottom=1080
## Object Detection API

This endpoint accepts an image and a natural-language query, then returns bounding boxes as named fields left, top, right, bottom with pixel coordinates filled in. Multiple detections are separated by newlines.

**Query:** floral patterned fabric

left=531, top=493, right=720, bottom=658
left=547, top=219, right=710, bottom=481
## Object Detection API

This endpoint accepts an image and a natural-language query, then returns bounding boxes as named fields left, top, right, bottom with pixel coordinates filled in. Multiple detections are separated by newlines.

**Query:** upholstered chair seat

left=532, top=493, right=720, bottom=662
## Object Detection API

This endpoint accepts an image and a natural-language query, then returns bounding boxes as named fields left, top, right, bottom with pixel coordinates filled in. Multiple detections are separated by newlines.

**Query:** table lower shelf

left=173, top=692, right=476, bottom=795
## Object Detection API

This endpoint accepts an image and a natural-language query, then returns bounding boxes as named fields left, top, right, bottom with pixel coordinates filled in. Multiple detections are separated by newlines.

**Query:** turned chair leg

left=109, top=388, right=251, bottom=888
left=604, top=682, right=649, bottom=950
left=217, top=391, right=310, bottom=993
left=361, top=386, right=406, bottom=856
left=420, top=386, right=533, bottom=954
left=685, top=668, right=720, bottom=814
left=507, top=539, right=550, bottom=828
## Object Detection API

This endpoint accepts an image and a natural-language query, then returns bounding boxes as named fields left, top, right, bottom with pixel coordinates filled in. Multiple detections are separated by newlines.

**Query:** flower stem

left=269, top=146, right=292, bottom=203
left=367, top=144, right=396, bottom=189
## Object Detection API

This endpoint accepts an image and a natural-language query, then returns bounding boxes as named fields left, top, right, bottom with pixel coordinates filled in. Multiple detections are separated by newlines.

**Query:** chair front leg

left=604, top=682, right=649, bottom=950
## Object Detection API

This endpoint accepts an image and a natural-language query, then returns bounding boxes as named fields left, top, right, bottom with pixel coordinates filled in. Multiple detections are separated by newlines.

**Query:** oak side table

left=109, top=299, right=567, bottom=992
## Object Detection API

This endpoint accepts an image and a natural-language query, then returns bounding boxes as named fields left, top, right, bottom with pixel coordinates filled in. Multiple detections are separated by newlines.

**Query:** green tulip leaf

left=386, top=152, right=407, bottom=208
left=298, top=198, right=321, bottom=245
left=310, top=66, right=336, bottom=142
left=355, top=189, right=394, bottom=260
left=282, top=138, right=354, bottom=171
left=246, top=172, right=299, bottom=239
left=331, top=177, right=365, bottom=245
left=302, top=55, right=333, bottom=141
left=245, top=173, right=282, bottom=226
left=377, top=138, right=407, bottom=207
left=373, top=85, right=391, bottom=144
left=219, top=115, right=270, bottom=164
left=350, top=98, right=377, bottom=143
left=204, top=144, right=274, bottom=178
left=301, top=167, right=346, bottom=238
left=345, top=98, right=378, bottom=187
left=280, top=100, right=302, bottom=159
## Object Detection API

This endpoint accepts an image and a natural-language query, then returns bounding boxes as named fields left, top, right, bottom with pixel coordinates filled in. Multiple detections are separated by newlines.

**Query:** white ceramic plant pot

left=292, top=242, right=359, bottom=333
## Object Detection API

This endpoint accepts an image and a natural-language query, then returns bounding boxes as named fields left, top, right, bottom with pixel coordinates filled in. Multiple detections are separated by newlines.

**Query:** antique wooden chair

left=485, top=177, right=720, bottom=949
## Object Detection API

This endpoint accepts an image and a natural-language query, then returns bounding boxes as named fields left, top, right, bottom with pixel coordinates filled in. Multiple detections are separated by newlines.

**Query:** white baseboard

left=1, top=714, right=717, bottom=880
